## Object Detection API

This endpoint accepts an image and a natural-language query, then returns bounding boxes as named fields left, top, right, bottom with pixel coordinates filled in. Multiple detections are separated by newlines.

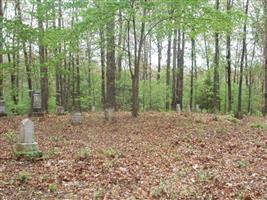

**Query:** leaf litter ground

left=0, top=112, right=266, bottom=199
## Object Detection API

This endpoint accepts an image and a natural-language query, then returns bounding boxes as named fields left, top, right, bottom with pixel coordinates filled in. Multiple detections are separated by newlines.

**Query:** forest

left=0, top=0, right=266, bottom=118
left=0, top=0, right=267, bottom=199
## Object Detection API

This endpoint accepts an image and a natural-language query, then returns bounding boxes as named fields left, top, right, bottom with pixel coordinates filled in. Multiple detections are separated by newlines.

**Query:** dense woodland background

left=0, top=0, right=267, bottom=118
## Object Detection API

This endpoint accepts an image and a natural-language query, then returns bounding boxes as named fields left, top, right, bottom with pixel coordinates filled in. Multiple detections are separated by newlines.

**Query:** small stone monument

left=91, top=106, right=96, bottom=112
left=56, top=106, right=65, bottom=115
left=176, top=104, right=181, bottom=113
left=104, top=108, right=114, bottom=121
left=188, top=104, right=191, bottom=112
left=13, top=119, right=42, bottom=158
left=71, top=112, right=83, bottom=125
left=0, top=99, right=7, bottom=117
left=32, top=91, right=43, bottom=116
left=196, top=104, right=201, bottom=113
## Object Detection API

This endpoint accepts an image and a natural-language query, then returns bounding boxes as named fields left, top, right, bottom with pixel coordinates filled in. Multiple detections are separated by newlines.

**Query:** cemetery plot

left=0, top=112, right=266, bottom=199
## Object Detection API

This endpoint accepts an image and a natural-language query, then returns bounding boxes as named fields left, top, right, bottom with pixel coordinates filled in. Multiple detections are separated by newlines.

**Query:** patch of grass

left=216, top=127, right=228, bottom=135
left=3, top=130, right=18, bottom=145
left=250, top=123, right=267, bottom=130
left=172, top=152, right=181, bottom=161
left=151, top=181, right=166, bottom=198
left=93, top=188, right=105, bottom=199
left=104, top=159, right=118, bottom=168
left=254, top=139, right=265, bottom=147
left=18, top=171, right=31, bottom=183
left=102, top=148, right=121, bottom=159
left=179, top=186, right=198, bottom=198
left=226, top=115, right=239, bottom=123
left=50, top=135, right=63, bottom=143
left=237, top=159, right=249, bottom=168
left=197, top=169, right=213, bottom=183
left=48, top=183, right=57, bottom=193
left=43, top=147, right=60, bottom=159
left=76, top=147, right=91, bottom=160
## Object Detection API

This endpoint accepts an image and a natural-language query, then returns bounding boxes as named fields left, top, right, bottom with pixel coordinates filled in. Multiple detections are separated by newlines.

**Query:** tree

left=264, top=0, right=267, bottom=115
left=236, top=0, right=249, bottom=118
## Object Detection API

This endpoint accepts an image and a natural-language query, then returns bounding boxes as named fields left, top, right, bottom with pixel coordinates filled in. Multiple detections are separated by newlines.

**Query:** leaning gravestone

left=0, top=99, right=7, bottom=117
left=176, top=104, right=181, bottom=113
left=32, top=91, right=43, bottom=116
left=71, top=112, right=83, bottom=125
left=13, top=119, right=42, bottom=158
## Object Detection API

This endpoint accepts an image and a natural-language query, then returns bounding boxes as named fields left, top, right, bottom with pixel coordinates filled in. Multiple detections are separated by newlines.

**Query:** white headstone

left=71, top=112, right=83, bottom=125
left=91, top=106, right=96, bottom=112
left=176, top=104, right=181, bottom=113
left=0, top=100, right=5, bottom=113
left=20, top=119, right=35, bottom=144
left=13, top=118, right=42, bottom=158
left=104, top=108, right=114, bottom=121
left=196, top=104, right=201, bottom=113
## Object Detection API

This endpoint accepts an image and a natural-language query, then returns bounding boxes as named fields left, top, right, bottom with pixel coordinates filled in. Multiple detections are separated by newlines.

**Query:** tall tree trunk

left=190, top=38, right=195, bottom=111
left=226, top=0, right=232, bottom=112
left=131, top=5, right=146, bottom=117
left=0, top=0, right=3, bottom=99
left=106, top=14, right=116, bottom=111
left=213, top=0, right=220, bottom=112
left=157, top=38, right=162, bottom=80
left=37, top=0, right=48, bottom=112
left=166, top=32, right=171, bottom=110
left=171, top=29, right=177, bottom=110
left=100, top=30, right=106, bottom=108
left=264, top=0, right=267, bottom=114
left=237, top=0, right=249, bottom=118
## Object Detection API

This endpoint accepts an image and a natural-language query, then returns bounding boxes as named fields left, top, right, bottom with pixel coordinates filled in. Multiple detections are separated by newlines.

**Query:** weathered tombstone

left=13, top=119, right=42, bottom=158
left=196, top=104, right=201, bottom=113
left=91, top=106, right=96, bottom=112
left=56, top=106, right=65, bottom=115
left=71, top=112, right=83, bottom=125
left=32, top=91, right=43, bottom=116
left=0, top=99, right=7, bottom=117
left=188, top=104, right=191, bottom=112
left=176, top=104, right=181, bottom=113
left=104, top=108, right=114, bottom=121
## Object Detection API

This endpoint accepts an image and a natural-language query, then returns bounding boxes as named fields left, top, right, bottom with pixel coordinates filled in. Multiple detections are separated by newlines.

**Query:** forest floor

left=0, top=112, right=266, bottom=200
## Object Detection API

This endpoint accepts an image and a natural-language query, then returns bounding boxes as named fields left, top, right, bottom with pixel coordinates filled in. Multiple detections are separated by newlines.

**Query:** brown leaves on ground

left=0, top=112, right=266, bottom=199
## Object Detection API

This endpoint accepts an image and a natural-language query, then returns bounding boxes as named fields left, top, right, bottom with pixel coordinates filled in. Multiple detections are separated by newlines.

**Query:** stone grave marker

left=13, top=119, right=42, bottom=158
left=71, top=112, right=83, bottom=125
left=196, top=104, right=201, bottom=113
left=176, top=104, right=181, bottom=113
left=56, top=106, right=65, bottom=115
left=91, top=106, right=96, bottom=112
left=188, top=104, right=191, bottom=112
left=0, top=99, right=7, bottom=117
left=104, top=108, right=114, bottom=121
left=32, top=91, right=43, bottom=116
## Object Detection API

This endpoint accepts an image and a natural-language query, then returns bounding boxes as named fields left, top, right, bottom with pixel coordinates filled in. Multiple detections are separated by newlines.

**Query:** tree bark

left=236, top=0, right=249, bottom=118
left=264, top=0, right=267, bottom=114
left=166, top=32, right=171, bottom=110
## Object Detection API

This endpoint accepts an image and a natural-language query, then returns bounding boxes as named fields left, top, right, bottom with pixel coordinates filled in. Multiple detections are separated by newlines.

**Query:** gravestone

left=104, top=108, right=114, bottom=122
left=13, top=119, right=42, bottom=158
left=71, top=112, right=83, bottom=125
left=0, top=99, right=7, bottom=117
left=56, top=106, right=65, bottom=115
left=91, top=106, right=96, bottom=112
left=176, top=104, right=181, bottom=113
left=188, top=104, right=191, bottom=112
left=32, top=91, right=43, bottom=116
left=196, top=104, right=201, bottom=113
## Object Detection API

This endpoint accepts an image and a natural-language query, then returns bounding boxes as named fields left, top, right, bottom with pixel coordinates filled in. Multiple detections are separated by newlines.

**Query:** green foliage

left=18, top=171, right=31, bottom=183
left=3, top=130, right=18, bottom=145
left=48, top=183, right=58, bottom=193
left=76, top=147, right=91, bottom=160
left=102, top=148, right=121, bottom=159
